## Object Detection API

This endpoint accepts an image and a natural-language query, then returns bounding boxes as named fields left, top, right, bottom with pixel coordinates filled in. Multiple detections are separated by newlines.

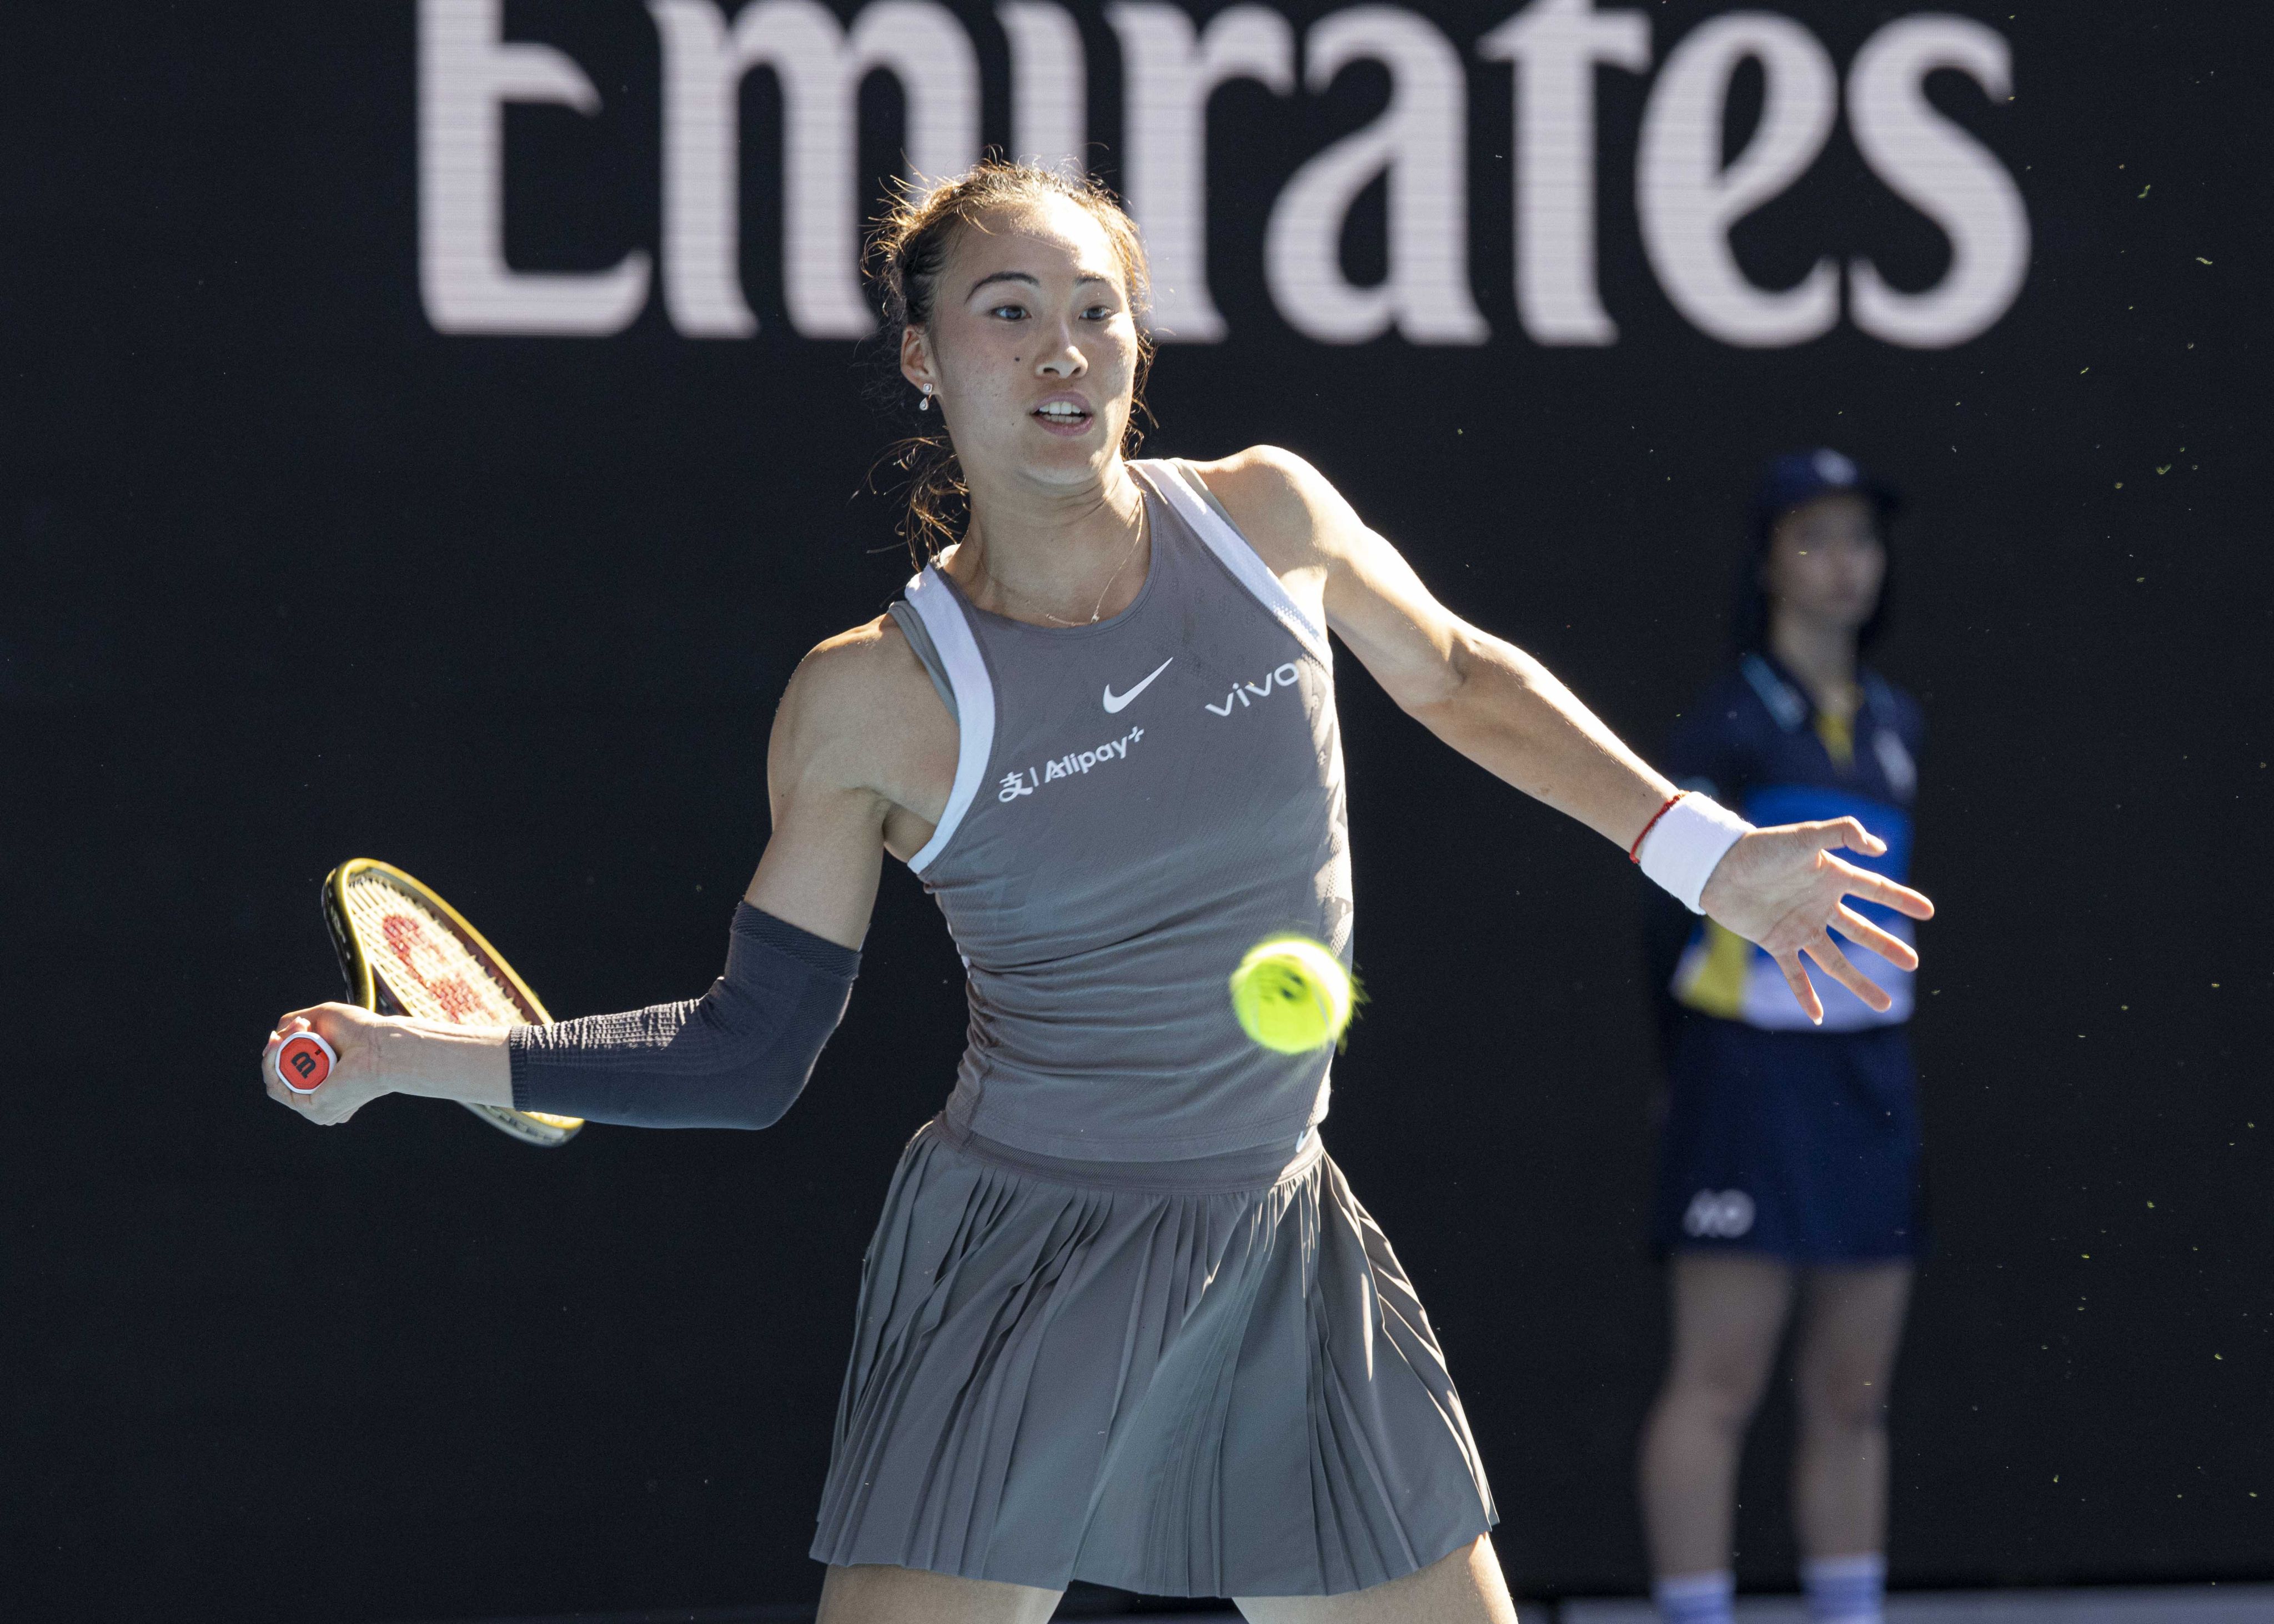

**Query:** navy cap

left=1751, top=448, right=1900, bottom=540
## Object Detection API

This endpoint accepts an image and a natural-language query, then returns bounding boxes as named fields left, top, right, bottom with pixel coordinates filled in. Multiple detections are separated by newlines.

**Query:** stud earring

left=918, top=385, right=933, bottom=413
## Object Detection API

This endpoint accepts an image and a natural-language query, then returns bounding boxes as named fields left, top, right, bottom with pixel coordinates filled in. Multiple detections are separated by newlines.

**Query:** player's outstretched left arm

left=1196, top=446, right=1934, bottom=1025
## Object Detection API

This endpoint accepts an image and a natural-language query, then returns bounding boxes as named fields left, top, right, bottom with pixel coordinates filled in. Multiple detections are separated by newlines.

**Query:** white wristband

left=1636, top=792, right=1753, bottom=914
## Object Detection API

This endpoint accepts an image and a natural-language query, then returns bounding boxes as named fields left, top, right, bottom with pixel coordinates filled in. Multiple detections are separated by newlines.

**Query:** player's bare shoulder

left=1181, top=445, right=1363, bottom=606
left=770, top=614, right=958, bottom=831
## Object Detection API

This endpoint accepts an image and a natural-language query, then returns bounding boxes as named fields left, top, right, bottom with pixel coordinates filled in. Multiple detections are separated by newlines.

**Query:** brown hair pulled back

left=870, top=160, right=1154, bottom=566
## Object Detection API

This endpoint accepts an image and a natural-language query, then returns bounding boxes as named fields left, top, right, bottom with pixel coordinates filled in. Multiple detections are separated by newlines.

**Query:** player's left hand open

left=260, top=1003, right=395, bottom=1126
left=1697, top=817, right=1935, bottom=1025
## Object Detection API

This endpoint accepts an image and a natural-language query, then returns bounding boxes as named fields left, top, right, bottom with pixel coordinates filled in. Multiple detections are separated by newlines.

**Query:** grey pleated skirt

left=809, top=1118, right=1497, bottom=1597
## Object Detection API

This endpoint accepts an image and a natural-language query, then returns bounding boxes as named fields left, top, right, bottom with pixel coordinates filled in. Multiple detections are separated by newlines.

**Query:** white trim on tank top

left=902, top=564, right=995, bottom=874
left=1138, top=459, right=1332, bottom=669
left=900, top=464, right=1324, bottom=872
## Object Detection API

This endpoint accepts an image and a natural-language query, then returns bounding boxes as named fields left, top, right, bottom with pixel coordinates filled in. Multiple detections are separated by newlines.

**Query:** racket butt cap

left=276, top=1032, right=337, bottom=1094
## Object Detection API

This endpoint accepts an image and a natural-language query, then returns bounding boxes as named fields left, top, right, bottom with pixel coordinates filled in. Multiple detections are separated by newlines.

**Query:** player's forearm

left=505, top=904, right=859, bottom=1129
left=1402, top=627, right=1678, bottom=847
left=381, top=1020, right=516, bottom=1108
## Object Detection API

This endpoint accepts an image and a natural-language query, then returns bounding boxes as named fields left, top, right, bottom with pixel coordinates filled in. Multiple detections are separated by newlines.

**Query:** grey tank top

left=886, top=459, right=1352, bottom=1162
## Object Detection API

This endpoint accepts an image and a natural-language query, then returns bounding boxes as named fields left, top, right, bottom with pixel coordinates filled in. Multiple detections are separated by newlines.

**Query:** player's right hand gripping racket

left=321, top=858, right=584, bottom=1148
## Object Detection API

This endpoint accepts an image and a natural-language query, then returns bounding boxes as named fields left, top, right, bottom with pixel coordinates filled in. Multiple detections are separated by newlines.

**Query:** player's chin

left=1017, top=438, right=1114, bottom=484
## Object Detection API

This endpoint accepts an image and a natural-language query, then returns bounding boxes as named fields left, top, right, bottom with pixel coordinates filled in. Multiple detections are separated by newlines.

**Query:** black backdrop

left=6, top=4, right=2271, bottom=1621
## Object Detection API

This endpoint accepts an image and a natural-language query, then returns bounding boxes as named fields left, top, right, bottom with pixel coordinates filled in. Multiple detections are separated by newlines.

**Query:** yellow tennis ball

left=1229, top=936, right=1353, bottom=1054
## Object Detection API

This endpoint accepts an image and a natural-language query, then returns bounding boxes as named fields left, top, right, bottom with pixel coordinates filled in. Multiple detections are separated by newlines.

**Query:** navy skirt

left=1651, top=1018, right=1925, bottom=1264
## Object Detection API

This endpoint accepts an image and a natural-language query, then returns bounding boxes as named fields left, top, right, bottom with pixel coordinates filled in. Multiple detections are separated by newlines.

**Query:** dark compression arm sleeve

left=506, top=904, right=858, bottom=1129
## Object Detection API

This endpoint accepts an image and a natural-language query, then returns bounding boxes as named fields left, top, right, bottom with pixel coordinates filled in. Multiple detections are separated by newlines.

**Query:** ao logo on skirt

left=1683, top=1189, right=1756, bottom=1240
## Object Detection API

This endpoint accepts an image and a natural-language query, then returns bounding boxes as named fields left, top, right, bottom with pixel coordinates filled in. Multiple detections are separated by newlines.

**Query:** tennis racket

left=320, top=858, right=584, bottom=1148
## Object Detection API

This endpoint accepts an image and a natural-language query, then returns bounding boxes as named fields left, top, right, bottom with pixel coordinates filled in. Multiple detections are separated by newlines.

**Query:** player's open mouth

left=1032, top=396, right=1093, bottom=436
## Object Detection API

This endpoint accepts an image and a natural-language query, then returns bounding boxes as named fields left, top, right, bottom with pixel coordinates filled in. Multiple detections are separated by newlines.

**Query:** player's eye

left=988, top=303, right=1030, bottom=321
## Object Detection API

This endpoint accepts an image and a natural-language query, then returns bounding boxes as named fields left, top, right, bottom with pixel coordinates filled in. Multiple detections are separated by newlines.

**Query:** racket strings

left=342, top=876, right=530, bottom=1028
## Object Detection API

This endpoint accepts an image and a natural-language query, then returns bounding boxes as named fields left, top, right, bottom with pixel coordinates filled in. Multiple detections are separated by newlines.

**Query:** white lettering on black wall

left=1846, top=15, right=2031, bottom=349
left=1479, top=0, right=1651, bottom=346
left=1637, top=12, right=1840, bottom=348
left=1266, top=8, right=1489, bottom=344
left=419, top=0, right=652, bottom=334
left=1108, top=3, right=1296, bottom=342
left=413, top=0, right=2034, bottom=351
left=998, top=2, right=1088, bottom=172
left=653, top=0, right=977, bottom=339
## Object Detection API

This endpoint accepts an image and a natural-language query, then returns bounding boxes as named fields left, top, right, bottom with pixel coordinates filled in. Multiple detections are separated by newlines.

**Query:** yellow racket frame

left=322, top=858, right=584, bottom=1148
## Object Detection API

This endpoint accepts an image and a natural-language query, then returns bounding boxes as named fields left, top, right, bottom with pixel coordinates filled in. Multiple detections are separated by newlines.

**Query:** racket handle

left=275, top=1032, right=338, bottom=1094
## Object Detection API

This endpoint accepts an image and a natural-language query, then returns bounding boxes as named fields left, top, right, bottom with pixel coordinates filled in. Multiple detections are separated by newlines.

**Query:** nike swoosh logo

left=1102, top=657, right=1174, bottom=713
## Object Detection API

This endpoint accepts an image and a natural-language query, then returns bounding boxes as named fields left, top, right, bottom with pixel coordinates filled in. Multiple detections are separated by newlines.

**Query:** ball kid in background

left=1638, top=451, right=1926, bottom=1624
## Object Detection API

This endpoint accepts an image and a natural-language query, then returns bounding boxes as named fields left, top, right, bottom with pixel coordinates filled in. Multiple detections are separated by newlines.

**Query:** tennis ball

left=1229, top=936, right=1354, bottom=1054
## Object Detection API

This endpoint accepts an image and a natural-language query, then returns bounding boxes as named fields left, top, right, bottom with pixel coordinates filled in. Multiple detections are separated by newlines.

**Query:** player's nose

left=1035, top=341, right=1085, bottom=378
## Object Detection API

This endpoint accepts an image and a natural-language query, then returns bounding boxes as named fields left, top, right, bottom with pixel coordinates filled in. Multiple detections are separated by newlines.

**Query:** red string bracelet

left=1628, top=791, right=1687, bottom=863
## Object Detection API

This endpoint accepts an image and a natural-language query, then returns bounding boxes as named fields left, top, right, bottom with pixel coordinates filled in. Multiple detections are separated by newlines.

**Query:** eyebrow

left=966, top=270, right=1117, bottom=299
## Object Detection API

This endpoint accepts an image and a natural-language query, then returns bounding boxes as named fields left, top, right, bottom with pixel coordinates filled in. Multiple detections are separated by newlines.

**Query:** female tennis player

left=1636, top=452, right=1924, bottom=1624
left=263, top=164, right=1931, bottom=1624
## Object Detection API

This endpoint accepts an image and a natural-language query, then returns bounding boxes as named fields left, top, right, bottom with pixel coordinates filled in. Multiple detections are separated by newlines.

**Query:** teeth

left=1037, top=404, right=1086, bottom=418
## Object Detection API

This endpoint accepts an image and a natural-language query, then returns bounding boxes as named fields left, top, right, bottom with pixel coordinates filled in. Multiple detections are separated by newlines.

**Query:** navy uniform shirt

left=1653, top=652, right=1924, bottom=1033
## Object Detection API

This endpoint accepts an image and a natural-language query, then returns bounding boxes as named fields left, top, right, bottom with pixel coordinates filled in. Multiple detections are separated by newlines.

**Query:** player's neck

left=1768, top=614, right=1860, bottom=718
left=951, top=462, right=1150, bottom=625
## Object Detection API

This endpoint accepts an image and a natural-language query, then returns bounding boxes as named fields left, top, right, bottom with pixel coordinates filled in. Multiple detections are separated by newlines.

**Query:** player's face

left=1764, top=494, right=1885, bottom=633
left=901, top=197, right=1141, bottom=492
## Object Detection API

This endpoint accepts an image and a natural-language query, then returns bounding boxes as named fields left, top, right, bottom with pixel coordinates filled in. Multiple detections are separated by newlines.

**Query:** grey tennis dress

left=809, top=461, right=1496, bottom=1596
